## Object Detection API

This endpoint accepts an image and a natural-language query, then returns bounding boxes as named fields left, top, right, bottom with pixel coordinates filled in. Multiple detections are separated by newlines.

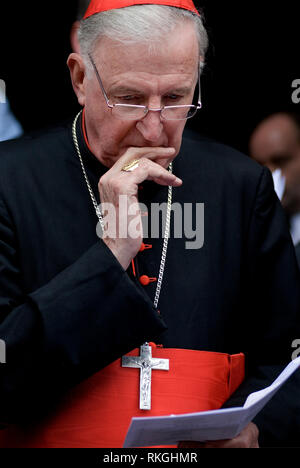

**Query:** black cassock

left=0, top=114, right=300, bottom=446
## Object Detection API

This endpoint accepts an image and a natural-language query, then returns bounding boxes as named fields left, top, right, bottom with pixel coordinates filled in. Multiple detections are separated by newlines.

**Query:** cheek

left=103, top=120, right=138, bottom=146
left=89, top=106, right=133, bottom=144
left=165, top=122, right=185, bottom=149
left=154, top=124, right=185, bottom=169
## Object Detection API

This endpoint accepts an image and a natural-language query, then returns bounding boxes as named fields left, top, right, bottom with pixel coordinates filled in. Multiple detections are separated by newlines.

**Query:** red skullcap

left=83, top=0, right=200, bottom=19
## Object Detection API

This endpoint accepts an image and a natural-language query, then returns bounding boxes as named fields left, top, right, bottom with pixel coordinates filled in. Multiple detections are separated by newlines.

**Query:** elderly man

left=0, top=0, right=299, bottom=448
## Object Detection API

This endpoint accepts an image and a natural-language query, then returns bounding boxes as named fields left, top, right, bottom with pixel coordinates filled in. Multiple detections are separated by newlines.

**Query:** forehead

left=92, top=21, right=199, bottom=85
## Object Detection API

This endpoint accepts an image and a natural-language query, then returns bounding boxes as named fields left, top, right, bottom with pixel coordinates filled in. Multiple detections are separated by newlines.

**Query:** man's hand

left=178, top=422, right=259, bottom=448
left=98, top=146, right=182, bottom=270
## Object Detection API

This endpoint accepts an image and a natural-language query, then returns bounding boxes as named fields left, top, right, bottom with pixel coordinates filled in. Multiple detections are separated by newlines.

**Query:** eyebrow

left=110, top=86, right=144, bottom=95
left=166, top=87, right=193, bottom=95
left=110, top=85, right=193, bottom=95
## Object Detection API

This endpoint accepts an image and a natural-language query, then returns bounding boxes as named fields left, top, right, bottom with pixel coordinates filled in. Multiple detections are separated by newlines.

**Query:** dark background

left=1, top=0, right=300, bottom=154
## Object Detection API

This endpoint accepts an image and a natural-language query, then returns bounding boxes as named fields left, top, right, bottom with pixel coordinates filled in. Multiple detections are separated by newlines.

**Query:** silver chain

left=72, top=110, right=172, bottom=310
left=72, top=111, right=105, bottom=230
left=153, top=178, right=173, bottom=309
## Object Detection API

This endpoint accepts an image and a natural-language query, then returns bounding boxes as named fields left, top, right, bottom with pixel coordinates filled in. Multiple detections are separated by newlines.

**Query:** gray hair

left=78, top=5, right=209, bottom=73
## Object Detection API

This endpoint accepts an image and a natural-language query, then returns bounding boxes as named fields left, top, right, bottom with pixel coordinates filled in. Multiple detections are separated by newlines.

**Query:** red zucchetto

left=83, top=0, right=200, bottom=19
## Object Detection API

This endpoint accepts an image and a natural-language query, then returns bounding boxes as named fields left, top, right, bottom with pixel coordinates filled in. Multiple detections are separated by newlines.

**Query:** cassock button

left=139, top=243, right=153, bottom=252
left=148, top=342, right=163, bottom=349
left=139, top=275, right=157, bottom=286
left=149, top=342, right=157, bottom=349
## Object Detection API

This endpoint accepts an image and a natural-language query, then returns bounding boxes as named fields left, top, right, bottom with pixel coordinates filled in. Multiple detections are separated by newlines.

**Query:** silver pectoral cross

left=122, top=343, right=169, bottom=410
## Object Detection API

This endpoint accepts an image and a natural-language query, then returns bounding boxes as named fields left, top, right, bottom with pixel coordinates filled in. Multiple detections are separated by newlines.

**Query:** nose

left=136, top=110, right=164, bottom=142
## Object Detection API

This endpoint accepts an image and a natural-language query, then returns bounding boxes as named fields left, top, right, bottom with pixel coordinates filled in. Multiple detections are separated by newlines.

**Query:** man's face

left=82, top=21, right=199, bottom=168
left=250, top=114, right=300, bottom=173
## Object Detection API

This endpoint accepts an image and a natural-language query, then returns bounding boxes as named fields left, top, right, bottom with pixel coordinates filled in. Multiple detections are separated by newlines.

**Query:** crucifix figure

left=122, top=343, right=169, bottom=410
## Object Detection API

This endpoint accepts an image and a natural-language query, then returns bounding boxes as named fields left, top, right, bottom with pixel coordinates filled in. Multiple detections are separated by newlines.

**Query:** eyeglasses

left=88, top=53, right=202, bottom=121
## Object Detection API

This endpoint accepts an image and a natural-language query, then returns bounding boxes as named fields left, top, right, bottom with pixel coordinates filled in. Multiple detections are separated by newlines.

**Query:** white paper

left=123, top=357, right=300, bottom=448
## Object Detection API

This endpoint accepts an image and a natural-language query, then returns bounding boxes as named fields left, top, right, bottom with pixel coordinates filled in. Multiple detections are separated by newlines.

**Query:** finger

left=114, top=146, right=176, bottom=172
left=178, top=441, right=205, bottom=448
left=202, top=426, right=258, bottom=449
left=251, top=441, right=260, bottom=448
left=123, top=157, right=182, bottom=187
left=202, top=439, right=231, bottom=448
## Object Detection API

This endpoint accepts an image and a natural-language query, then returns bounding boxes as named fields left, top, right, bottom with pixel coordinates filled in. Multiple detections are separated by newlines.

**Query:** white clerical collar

left=271, top=169, right=300, bottom=246
left=290, top=213, right=300, bottom=246
left=272, top=168, right=286, bottom=201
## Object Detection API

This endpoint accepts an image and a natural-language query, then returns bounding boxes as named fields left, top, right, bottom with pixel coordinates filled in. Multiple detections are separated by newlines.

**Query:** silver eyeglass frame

left=88, top=53, right=202, bottom=121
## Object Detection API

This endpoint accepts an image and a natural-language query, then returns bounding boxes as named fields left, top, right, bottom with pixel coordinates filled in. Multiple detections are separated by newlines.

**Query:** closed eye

left=163, top=94, right=185, bottom=103
left=115, top=95, right=143, bottom=103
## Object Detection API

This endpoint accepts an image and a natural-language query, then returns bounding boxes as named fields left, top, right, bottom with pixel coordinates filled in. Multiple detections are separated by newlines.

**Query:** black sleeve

left=222, top=167, right=300, bottom=447
left=0, top=195, right=167, bottom=424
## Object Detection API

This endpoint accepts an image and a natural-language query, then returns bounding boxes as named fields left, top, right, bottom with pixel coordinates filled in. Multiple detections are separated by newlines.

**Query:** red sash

left=0, top=348, right=244, bottom=448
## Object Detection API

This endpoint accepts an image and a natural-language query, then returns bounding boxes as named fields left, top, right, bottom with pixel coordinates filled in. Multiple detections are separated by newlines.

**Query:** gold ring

left=122, top=159, right=140, bottom=172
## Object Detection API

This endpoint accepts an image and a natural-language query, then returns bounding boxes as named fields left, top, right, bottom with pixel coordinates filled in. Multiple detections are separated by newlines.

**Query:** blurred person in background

left=250, top=112, right=300, bottom=267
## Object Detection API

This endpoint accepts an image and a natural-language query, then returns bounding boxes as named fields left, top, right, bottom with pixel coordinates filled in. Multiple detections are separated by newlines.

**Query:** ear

left=67, top=53, right=86, bottom=107
left=70, top=21, right=80, bottom=53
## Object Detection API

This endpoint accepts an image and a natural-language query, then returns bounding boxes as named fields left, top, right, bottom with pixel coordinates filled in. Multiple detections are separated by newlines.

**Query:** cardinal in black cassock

left=0, top=0, right=300, bottom=448
left=0, top=110, right=299, bottom=446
